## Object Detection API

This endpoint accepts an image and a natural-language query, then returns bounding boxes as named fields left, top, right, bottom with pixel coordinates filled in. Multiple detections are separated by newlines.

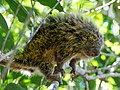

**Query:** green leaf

left=37, top=0, right=63, bottom=12
left=25, top=6, right=40, bottom=16
left=83, top=2, right=95, bottom=10
left=5, top=83, right=26, bottom=90
left=113, top=77, right=120, bottom=87
left=89, top=80, right=96, bottom=90
left=30, top=75, right=42, bottom=85
left=74, top=76, right=85, bottom=90
left=5, top=0, right=28, bottom=22
left=0, top=28, right=14, bottom=50
left=113, top=2, right=120, bottom=24
left=0, top=13, right=8, bottom=32
left=0, top=32, right=4, bottom=49
left=0, top=0, right=2, bottom=4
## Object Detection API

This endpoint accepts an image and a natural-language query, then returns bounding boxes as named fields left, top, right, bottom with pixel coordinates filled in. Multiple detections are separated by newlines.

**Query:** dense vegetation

left=0, top=0, right=120, bottom=90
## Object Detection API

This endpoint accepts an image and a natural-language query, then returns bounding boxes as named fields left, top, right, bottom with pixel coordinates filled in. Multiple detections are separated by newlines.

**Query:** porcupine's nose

left=92, top=49, right=100, bottom=56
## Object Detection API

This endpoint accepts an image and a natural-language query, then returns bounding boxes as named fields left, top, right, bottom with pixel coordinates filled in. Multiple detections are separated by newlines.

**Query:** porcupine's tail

left=0, top=53, right=36, bottom=74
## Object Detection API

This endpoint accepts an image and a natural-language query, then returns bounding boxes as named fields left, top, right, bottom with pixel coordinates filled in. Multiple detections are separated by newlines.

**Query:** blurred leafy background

left=0, top=0, right=120, bottom=90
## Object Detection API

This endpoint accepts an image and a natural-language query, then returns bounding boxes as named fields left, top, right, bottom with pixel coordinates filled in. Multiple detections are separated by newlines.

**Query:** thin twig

left=27, top=0, right=62, bottom=44
left=98, top=48, right=115, bottom=89
left=0, top=43, right=26, bottom=62
left=1, top=5, right=33, bottom=79
left=85, top=80, right=89, bottom=90
left=86, top=0, right=116, bottom=14
left=76, top=66, right=120, bottom=80
left=1, top=0, right=24, bottom=53
left=30, top=0, right=36, bottom=36
left=0, top=0, right=37, bottom=62
left=86, top=73, right=120, bottom=80
left=95, top=0, right=116, bottom=11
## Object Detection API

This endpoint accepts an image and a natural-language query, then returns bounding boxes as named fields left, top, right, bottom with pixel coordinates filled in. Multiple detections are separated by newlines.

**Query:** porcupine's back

left=13, top=13, right=103, bottom=69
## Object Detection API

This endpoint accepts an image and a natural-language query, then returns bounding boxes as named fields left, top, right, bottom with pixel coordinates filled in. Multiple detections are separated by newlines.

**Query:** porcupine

left=0, top=13, right=103, bottom=84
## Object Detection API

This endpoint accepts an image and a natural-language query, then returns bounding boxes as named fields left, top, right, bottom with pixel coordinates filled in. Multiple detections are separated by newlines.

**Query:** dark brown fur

left=1, top=13, right=103, bottom=83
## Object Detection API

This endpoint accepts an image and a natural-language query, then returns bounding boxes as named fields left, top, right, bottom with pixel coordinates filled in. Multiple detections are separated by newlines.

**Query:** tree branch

left=85, top=73, right=120, bottom=80
left=86, top=0, right=116, bottom=14
left=75, top=66, right=120, bottom=81
left=48, top=81, right=59, bottom=90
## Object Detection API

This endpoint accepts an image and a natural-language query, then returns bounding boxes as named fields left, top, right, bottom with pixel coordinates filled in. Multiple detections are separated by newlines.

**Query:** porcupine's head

left=46, top=13, right=103, bottom=58
left=76, top=18, right=103, bottom=57
left=66, top=14, right=103, bottom=58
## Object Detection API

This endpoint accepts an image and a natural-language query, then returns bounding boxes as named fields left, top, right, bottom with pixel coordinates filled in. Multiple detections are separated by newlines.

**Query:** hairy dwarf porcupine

left=0, top=13, right=103, bottom=83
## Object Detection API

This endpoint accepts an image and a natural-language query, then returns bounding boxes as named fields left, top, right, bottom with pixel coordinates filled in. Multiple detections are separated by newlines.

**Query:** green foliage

left=0, top=28, right=14, bottom=50
left=30, top=75, right=42, bottom=85
left=0, top=0, right=120, bottom=90
left=0, top=14, right=14, bottom=50
left=112, top=2, right=120, bottom=24
left=37, top=0, right=63, bottom=12
left=5, top=83, right=26, bottom=90
left=0, top=13, right=8, bottom=32
left=5, top=0, right=28, bottom=23
left=74, top=76, right=85, bottom=90
left=89, top=80, right=96, bottom=90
